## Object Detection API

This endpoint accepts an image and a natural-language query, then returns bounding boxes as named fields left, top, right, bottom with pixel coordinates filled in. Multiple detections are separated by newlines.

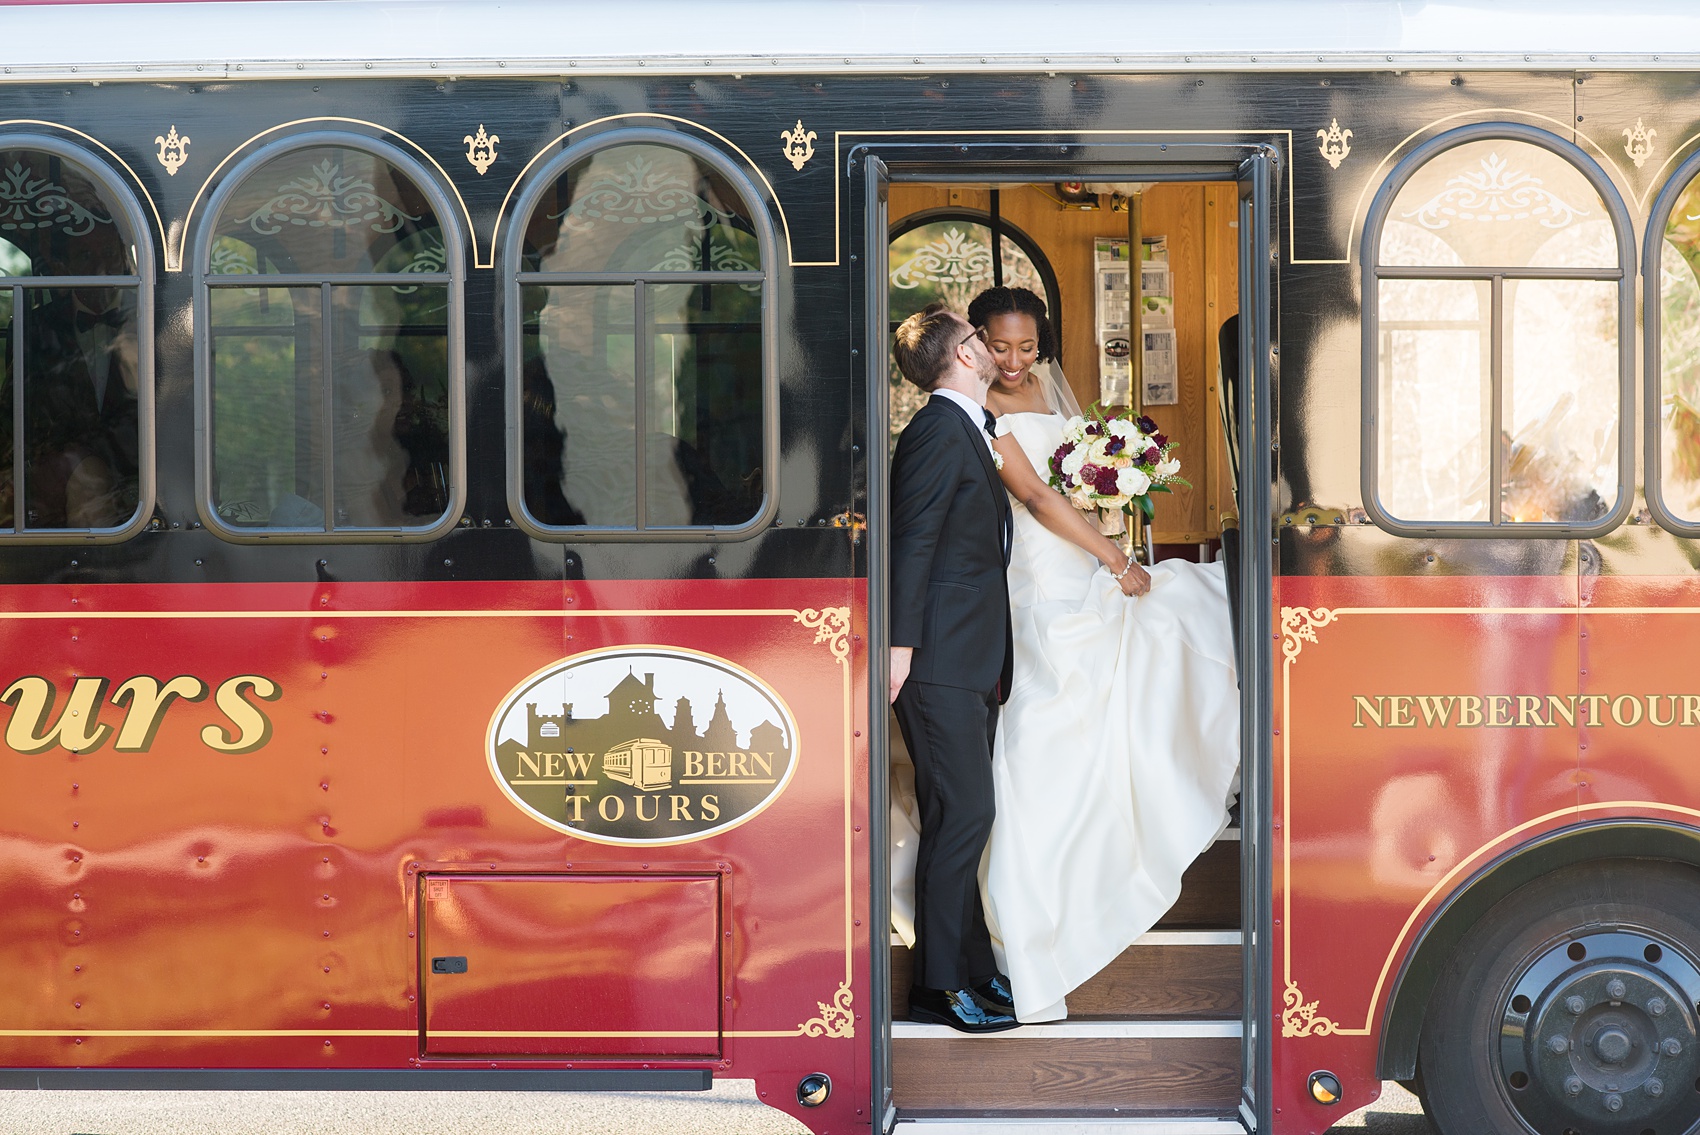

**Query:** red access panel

left=420, top=873, right=722, bottom=1057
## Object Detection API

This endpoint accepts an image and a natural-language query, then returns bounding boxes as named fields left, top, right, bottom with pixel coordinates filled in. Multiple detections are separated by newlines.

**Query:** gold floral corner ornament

left=795, top=607, right=852, bottom=665
left=154, top=126, right=190, bottom=176
left=780, top=119, right=817, bottom=172
left=1624, top=117, right=1658, bottom=169
left=1316, top=118, right=1352, bottom=170
left=798, top=981, right=855, bottom=1038
left=463, top=124, right=499, bottom=176
left=1282, top=979, right=1340, bottom=1037
left=1280, top=606, right=1339, bottom=664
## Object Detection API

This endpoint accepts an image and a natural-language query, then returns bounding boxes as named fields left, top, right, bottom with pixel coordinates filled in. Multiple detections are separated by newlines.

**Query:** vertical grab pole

left=1128, top=189, right=1151, bottom=562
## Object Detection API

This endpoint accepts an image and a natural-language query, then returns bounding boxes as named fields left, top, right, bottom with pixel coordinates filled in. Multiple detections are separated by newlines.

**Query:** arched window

left=0, top=136, right=153, bottom=540
left=1644, top=154, right=1700, bottom=534
left=1362, top=124, right=1634, bottom=537
left=506, top=130, right=775, bottom=538
left=887, top=210, right=1061, bottom=441
left=195, top=133, right=463, bottom=539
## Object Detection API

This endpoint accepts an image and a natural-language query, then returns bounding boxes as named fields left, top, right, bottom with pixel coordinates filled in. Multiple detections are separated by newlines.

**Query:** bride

left=894, top=286, right=1240, bottom=1024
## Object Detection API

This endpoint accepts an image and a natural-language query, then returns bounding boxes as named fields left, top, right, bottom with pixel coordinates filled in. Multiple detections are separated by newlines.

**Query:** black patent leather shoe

left=909, top=985, right=1020, bottom=1033
left=971, top=973, right=1015, bottom=1016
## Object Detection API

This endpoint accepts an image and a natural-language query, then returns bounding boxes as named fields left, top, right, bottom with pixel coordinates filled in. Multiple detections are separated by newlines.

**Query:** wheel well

left=1377, top=819, right=1700, bottom=1081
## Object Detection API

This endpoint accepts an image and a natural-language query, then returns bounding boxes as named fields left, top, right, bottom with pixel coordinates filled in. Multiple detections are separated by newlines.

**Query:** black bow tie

left=982, top=408, right=997, bottom=438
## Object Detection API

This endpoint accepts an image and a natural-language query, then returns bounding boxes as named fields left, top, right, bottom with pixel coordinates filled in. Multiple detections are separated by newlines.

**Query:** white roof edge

left=4, top=0, right=1700, bottom=78
left=8, top=53, right=1700, bottom=85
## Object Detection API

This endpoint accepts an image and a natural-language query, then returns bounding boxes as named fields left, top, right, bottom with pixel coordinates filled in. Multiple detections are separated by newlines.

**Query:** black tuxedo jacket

left=889, top=394, right=1014, bottom=702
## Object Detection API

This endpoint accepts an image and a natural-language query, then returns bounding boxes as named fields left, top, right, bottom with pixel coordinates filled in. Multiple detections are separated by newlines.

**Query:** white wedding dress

left=890, top=410, right=1241, bottom=1023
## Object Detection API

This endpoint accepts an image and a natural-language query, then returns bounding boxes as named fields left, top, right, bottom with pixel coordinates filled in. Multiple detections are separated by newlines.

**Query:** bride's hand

left=1117, top=560, right=1151, bottom=597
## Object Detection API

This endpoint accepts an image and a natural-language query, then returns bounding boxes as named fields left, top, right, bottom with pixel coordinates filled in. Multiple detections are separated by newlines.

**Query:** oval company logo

left=487, top=647, right=799, bottom=846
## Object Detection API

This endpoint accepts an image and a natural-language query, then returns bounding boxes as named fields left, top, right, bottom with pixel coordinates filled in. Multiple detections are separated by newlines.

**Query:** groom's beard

left=974, top=353, right=1000, bottom=389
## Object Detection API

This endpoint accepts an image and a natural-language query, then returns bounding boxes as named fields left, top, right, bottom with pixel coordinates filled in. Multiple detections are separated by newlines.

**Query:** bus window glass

left=523, top=284, right=638, bottom=527
left=1506, top=279, right=1617, bottom=523
left=0, top=150, right=143, bottom=535
left=212, top=147, right=440, bottom=275
left=0, top=288, right=12, bottom=525
left=1382, top=139, right=1612, bottom=270
left=1369, top=128, right=1626, bottom=534
left=1658, top=173, right=1700, bottom=525
left=646, top=282, right=763, bottom=526
left=516, top=140, right=766, bottom=533
left=206, top=146, right=452, bottom=533
left=522, top=143, right=759, bottom=275
left=210, top=287, right=318, bottom=526
left=1376, top=279, right=1490, bottom=522
left=21, top=288, right=140, bottom=530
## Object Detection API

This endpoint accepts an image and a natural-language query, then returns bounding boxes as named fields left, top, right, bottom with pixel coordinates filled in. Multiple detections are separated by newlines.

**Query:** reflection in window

left=886, top=217, right=1056, bottom=442
left=205, top=146, right=451, bottom=532
left=518, top=142, right=764, bottom=530
left=1657, top=171, right=1700, bottom=525
left=1371, top=134, right=1624, bottom=530
left=0, top=149, right=142, bottom=532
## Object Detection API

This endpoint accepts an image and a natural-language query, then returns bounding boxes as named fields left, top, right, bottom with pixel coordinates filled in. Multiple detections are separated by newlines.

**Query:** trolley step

left=890, top=1020, right=1241, bottom=1115
left=890, top=930, right=1243, bottom=1022
left=893, top=1118, right=1244, bottom=1133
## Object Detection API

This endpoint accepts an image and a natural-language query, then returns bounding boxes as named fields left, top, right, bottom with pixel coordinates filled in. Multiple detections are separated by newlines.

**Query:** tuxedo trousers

left=893, top=678, right=1000, bottom=991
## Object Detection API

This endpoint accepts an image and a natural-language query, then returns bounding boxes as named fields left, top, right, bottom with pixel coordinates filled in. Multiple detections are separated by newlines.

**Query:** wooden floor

left=891, top=1033, right=1241, bottom=1115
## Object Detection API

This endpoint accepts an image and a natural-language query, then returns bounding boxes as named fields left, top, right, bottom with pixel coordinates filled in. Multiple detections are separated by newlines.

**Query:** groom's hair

left=893, top=301, right=961, bottom=392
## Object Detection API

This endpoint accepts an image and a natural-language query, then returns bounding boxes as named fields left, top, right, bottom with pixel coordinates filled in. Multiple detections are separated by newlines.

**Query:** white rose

left=1156, top=457, right=1181, bottom=479
left=1061, top=448, right=1087, bottom=477
left=1108, top=418, right=1136, bottom=440
left=1088, top=437, right=1114, bottom=464
left=1117, top=467, right=1152, bottom=496
left=1069, top=483, right=1095, bottom=508
left=1062, top=417, right=1088, bottom=444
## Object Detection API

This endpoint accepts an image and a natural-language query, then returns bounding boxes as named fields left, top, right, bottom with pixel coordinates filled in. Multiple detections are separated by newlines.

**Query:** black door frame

left=851, top=139, right=1278, bottom=1133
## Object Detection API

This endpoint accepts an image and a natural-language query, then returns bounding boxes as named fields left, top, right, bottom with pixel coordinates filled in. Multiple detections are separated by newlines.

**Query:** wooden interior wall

left=888, top=183, right=1240, bottom=543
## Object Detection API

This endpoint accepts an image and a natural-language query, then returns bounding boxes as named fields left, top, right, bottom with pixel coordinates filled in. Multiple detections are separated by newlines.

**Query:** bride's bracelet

left=1111, top=555, right=1137, bottom=581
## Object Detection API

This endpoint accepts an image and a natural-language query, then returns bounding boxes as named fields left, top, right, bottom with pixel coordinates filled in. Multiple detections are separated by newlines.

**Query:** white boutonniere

left=992, top=451, right=1004, bottom=471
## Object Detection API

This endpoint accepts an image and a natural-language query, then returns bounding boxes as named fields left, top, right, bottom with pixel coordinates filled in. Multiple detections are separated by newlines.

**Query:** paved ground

left=1333, top=1082, right=1434, bottom=1133
left=0, top=1080, right=1432, bottom=1133
left=0, top=1080, right=812, bottom=1135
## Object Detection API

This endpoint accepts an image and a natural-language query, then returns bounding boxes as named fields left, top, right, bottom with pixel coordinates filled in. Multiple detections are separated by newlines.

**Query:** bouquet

left=1047, top=404, right=1188, bottom=529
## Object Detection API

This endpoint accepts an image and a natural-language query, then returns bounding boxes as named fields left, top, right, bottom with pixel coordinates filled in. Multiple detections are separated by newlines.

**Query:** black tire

left=1418, top=859, right=1700, bottom=1135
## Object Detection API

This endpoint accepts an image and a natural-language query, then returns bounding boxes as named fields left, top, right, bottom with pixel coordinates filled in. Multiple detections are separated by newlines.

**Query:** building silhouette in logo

left=524, top=668, right=789, bottom=793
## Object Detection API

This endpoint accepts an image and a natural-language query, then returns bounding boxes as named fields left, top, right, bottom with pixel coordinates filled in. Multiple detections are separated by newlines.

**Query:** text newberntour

left=1352, top=694, right=1700, bottom=730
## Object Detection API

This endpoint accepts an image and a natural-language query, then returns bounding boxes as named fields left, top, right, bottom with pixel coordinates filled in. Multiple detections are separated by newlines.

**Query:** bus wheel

left=1418, top=860, right=1700, bottom=1135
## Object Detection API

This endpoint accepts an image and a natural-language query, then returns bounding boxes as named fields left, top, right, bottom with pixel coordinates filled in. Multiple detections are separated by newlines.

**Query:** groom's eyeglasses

left=958, top=325, right=989, bottom=350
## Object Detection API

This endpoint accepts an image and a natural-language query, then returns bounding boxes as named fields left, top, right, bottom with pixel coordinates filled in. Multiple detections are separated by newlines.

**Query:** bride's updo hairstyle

left=893, top=300, right=963, bottom=392
left=967, top=286, right=1058, bottom=364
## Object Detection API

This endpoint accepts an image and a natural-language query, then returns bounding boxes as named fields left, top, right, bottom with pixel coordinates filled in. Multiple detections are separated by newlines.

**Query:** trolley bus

left=6, top=3, right=1700, bottom=1133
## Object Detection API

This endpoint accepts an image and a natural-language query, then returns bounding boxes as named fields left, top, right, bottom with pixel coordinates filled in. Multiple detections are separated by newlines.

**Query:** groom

left=889, top=302, right=1019, bottom=1033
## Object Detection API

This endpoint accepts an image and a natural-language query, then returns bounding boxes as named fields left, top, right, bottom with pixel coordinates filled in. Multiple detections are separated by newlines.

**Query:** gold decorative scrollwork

left=463, top=124, right=499, bottom=176
left=239, top=159, right=419, bottom=236
left=1282, top=979, right=1339, bottom=1038
left=1280, top=606, right=1338, bottom=664
left=795, top=607, right=852, bottom=665
left=154, top=125, right=191, bottom=176
left=1316, top=118, right=1352, bottom=170
left=798, top=981, right=854, bottom=1038
left=1624, top=117, right=1658, bottom=170
left=780, top=119, right=817, bottom=172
